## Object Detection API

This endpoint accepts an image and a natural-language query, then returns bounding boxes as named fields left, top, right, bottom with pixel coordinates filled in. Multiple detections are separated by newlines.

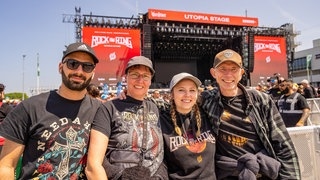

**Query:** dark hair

left=86, top=84, right=100, bottom=98
left=0, top=84, right=5, bottom=92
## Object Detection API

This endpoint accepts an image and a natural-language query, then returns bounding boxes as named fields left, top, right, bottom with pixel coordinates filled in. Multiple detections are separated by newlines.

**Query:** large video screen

left=82, top=27, right=141, bottom=86
left=250, top=36, right=288, bottom=86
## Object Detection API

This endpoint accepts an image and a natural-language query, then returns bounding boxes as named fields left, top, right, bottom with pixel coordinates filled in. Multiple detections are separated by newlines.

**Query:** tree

left=5, top=92, right=28, bottom=100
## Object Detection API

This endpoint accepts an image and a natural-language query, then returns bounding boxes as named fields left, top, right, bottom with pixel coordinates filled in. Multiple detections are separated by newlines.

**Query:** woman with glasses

left=86, top=56, right=167, bottom=180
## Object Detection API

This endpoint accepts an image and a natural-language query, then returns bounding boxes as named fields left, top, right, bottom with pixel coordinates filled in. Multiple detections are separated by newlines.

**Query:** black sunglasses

left=63, top=59, right=95, bottom=73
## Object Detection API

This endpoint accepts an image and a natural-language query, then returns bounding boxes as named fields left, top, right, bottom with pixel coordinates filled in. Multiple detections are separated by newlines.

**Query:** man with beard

left=0, top=42, right=101, bottom=179
left=278, top=79, right=310, bottom=127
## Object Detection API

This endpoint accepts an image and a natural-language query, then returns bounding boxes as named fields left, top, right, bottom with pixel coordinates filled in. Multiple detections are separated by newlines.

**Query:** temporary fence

left=306, top=98, right=320, bottom=125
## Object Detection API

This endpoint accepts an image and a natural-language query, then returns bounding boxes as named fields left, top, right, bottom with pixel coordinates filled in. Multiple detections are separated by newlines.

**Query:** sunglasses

left=63, top=59, right=95, bottom=73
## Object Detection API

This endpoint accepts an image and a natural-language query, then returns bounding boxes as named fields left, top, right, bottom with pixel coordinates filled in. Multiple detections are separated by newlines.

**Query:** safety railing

left=306, top=98, right=320, bottom=126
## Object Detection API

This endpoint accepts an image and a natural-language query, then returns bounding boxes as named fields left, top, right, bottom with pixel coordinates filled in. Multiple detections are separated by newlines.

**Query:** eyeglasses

left=63, top=59, right=95, bottom=73
left=128, top=72, right=152, bottom=81
left=215, top=67, right=240, bottom=74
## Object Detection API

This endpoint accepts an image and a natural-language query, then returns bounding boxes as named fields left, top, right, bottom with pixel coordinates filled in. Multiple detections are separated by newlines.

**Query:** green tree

left=5, top=92, right=28, bottom=100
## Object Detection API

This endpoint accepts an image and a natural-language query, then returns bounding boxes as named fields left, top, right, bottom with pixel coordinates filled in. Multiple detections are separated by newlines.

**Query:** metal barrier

left=287, top=126, right=320, bottom=180
left=306, top=98, right=320, bottom=126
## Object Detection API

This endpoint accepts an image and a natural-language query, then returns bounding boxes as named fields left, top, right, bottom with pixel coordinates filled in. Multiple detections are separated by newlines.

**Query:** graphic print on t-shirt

left=32, top=117, right=90, bottom=180
left=169, top=130, right=215, bottom=153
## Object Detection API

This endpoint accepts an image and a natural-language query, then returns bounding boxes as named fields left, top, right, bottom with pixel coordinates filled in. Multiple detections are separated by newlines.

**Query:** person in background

left=297, top=84, right=304, bottom=94
left=161, top=72, right=216, bottom=179
left=300, top=79, right=317, bottom=98
left=85, top=56, right=167, bottom=180
left=87, top=83, right=105, bottom=102
left=0, top=42, right=101, bottom=179
left=162, top=92, right=171, bottom=104
left=107, top=92, right=117, bottom=101
left=0, top=83, right=13, bottom=154
left=0, top=83, right=13, bottom=123
left=266, top=74, right=284, bottom=104
left=292, top=83, right=299, bottom=92
left=148, top=90, right=169, bottom=111
left=278, top=79, right=310, bottom=127
left=200, top=49, right=301, bottom=179
left=255, top=84, right=267, bottom=93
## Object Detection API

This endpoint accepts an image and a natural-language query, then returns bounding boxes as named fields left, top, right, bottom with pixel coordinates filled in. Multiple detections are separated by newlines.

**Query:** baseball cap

left=125, top=56, right=155, bottom=75
left=213, top=49, right=242, bottom=68
left=301, top=79, right=309, bottom=84
left=62, top=42, right=99, bottom=64
left=169, top=72, right=202, bottom=91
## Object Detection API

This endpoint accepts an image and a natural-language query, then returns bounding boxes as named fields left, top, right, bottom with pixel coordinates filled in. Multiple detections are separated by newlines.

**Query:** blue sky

left=1, top=0, right=319, bottom=96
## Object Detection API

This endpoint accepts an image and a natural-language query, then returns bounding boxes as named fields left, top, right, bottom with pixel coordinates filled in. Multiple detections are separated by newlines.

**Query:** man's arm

left=296, top=108, right=310, bottom=127
left=0, top=139, right=24, bottom=180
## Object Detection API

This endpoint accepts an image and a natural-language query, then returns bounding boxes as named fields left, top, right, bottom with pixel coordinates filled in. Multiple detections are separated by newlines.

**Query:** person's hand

left=118, top=90, right=127, bottom=100
left=295, top=120, right=305, bottom=127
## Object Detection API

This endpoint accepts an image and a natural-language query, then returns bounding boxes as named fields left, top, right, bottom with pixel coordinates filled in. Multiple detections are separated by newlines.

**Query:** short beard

left=61, top=69, right=92, bottom=91
left=282, top=87, right=290, bottom=94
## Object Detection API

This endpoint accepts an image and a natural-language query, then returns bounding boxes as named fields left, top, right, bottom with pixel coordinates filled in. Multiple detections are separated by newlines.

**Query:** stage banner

left=82, top=27, right=141, bottom=86
left=148, top=9, right=258, bottom=27
left=250, top=36, right=288, bottom=86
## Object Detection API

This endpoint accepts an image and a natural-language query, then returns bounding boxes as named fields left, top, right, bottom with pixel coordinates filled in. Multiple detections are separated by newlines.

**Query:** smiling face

left=125, top=65, right=152, bottom=100
left=210, top=61, right=245, bottom=96
left=59, top=51, right=95, bottom=92
left=171, top=79, right=198, bottom=114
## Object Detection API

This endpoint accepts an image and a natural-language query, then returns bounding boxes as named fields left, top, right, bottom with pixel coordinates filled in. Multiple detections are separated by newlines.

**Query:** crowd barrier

left=287, top=98, right=320, bottom=179
left=306, top=98, right=320, bottom=126
left=287, top=125, right=320, bottom=179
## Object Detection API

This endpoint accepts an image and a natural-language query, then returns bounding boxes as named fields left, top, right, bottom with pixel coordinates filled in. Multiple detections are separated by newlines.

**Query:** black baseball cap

left=62, top=42, right=99, bottom=64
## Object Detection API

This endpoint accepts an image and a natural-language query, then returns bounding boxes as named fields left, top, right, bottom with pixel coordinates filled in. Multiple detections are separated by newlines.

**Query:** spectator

left=297, top=84, right=304, bottom=94
left=255, top=84, right=267, bottom=93
left=162, top=92, right=171, bottom=104
left=147, top=90, right=169, bottom=111
left=266, top=74, right=284, bottom=103
left=300, top=79, right=317, bottom=98
left=200, top=49, right=301, bottom=179
left=107, top=92, right=117, bottom=101
left=0, top=83, right=13, bottom=154
left=85, top=56, right=167, bottom=180
left=278, top=79, right=310, bottom=127
left=292, top=83, right=299, bottom=92
left=0, top=42, right=101, bottom=179
left=0, top=83, right=13, bottom=123
left=87, top=83, right=105, bottom=102
left=161, top=72, right=216, bottom=179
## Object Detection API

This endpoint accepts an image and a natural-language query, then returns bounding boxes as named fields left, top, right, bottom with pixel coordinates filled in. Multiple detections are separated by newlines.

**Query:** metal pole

left=22, top=55, right=26, bottom=100
left=37, top=53, right=40, bottom=95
